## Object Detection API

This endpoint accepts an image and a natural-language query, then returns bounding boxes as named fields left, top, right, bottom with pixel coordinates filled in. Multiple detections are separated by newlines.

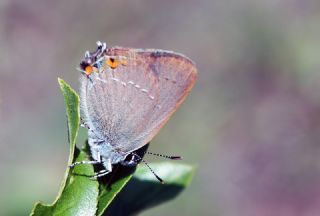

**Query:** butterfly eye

left=106, top=57, right=118, bottom=69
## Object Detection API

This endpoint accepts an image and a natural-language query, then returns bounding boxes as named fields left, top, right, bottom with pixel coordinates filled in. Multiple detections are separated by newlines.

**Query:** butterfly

left=71, top=41, right=197, bottom=182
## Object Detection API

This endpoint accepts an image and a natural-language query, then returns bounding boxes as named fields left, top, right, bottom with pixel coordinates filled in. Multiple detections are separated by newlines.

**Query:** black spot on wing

left=150, top=51, right=174, bottom=58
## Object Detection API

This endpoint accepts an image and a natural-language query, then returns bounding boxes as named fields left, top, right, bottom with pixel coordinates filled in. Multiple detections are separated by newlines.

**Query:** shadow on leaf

left=103, top=175, right=186, bottom=216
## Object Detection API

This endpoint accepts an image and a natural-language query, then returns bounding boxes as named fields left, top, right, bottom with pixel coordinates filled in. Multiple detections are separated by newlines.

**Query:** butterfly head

left=79, top=41, right=107, bottom=76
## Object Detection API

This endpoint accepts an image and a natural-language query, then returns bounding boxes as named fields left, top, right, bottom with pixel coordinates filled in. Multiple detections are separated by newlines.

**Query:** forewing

left=80, top=47, right=197, bottom=153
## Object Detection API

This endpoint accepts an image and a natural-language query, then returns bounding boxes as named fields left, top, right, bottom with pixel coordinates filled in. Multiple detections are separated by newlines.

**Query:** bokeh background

left=1, top=0, right=320, bottom=215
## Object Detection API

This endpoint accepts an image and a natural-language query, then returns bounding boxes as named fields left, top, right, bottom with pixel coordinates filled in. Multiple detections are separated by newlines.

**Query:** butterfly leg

left=69, top=160, right=101, bottom=168
left=90, top=169, right=110, bottom=179
left=69, top=151, right=102, bottom=168
left=91, top=158, right=112, bottom=179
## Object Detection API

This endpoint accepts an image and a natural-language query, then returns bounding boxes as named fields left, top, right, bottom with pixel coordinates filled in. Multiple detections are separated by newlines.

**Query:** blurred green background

left=1, top=0, right=320, bottom=215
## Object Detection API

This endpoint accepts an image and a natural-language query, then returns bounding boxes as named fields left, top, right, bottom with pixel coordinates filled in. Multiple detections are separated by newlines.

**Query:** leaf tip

left=57, top=77, right=64, bottom=86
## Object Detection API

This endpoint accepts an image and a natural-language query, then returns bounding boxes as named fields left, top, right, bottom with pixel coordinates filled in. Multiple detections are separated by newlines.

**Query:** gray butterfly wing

left=80, top=47, right=197, bottom=154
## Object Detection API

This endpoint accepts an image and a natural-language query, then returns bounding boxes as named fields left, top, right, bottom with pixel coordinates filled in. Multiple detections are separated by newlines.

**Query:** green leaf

left=96, top=172, right=134, bottom=216
left=58, top=78, right=80, bottom=152
left=103, top=162, right=195, bottom=216
left=30, top=78, right=195, bottom=216
left=30, top=78, right=99, bottom=216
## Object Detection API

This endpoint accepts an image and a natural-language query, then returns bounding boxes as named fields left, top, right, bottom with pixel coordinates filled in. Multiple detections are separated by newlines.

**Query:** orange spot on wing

left=85, top=65, right=93, bottom=75
left=106, top=58, right=118, bottom=69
